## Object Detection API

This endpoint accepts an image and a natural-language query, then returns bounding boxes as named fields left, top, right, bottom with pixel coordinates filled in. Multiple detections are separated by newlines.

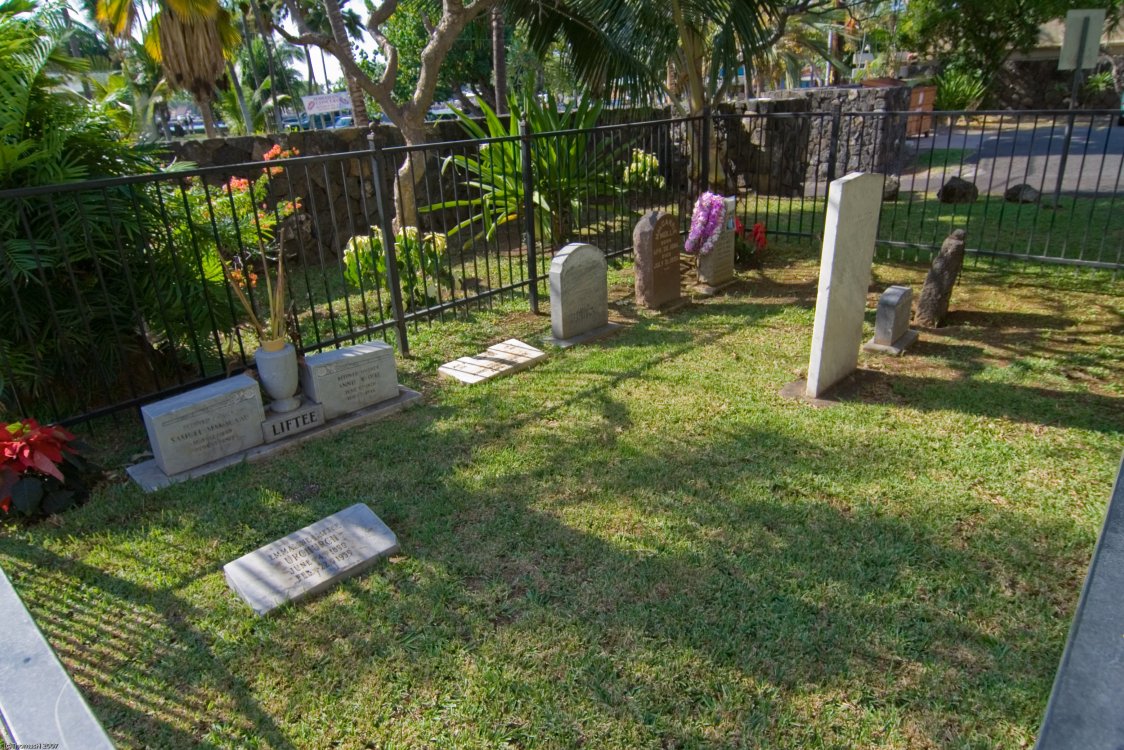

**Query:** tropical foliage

left=343, top=227, right=452, bottom=312
left=0, top=0, right=162, bottom=412
left=420, top=94, right=620, bottom=250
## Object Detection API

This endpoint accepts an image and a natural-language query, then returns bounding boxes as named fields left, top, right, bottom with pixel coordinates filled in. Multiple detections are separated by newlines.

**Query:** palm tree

left=96, top=0, right=239, bottom=138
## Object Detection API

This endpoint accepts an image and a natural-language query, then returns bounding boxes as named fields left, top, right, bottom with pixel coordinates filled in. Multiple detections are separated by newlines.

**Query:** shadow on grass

left=0, top=295, right=1102, bottom=747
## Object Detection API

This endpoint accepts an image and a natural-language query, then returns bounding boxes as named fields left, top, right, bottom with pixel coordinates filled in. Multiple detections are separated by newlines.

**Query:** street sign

left=301, top=92, right=352, bottom=115
left=1058, top=9, right=1106, bottom=70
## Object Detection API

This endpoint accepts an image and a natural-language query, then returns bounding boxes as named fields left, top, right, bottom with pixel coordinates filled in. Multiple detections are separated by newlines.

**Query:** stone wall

left=165, top=121, right=477, bottom=256
left=992, top=59, right=1121, bottom=110
left=720, top=85, right=911, bottom=195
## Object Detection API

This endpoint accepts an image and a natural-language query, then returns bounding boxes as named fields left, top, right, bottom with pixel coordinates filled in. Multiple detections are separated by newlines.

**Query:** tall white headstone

left=806, top=172, right=885, bottom=398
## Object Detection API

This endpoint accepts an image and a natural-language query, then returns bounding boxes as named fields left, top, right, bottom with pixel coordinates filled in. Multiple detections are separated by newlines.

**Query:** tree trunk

left=305, top=47, right=319, bottom=94
left=249, top=1, right=285, bottom=132
left=198, top=95, right=218, bottom=138
left=323, top=0, right=370, bottom=127
left=227, top=61, right=254, bottom=134
left=394, top=117, right=428, bottom=230
left=491, top=6, right=507, bottom=115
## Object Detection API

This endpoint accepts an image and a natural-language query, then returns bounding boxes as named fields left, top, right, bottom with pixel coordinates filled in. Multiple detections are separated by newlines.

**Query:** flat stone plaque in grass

left=223, top=503, right=399, bottom=615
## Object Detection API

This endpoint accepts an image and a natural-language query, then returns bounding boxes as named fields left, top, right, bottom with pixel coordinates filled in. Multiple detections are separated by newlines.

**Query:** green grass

left=916, top=148, right=975, bottom=169
left=3, top=243, right=1122, bottom=749
left=742, top=193, right=1124, bottom=268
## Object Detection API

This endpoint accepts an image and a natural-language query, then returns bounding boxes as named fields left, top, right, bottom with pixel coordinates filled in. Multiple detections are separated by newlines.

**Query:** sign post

left=1052, top=9, right=1107, bottom=206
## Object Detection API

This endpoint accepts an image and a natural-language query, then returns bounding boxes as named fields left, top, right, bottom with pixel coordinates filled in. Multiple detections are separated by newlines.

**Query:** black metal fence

left=2, top=108, right=1121, bottom=425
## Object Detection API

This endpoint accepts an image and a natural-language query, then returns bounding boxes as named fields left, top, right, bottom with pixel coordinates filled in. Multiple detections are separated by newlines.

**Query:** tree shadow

left=0, top=295, right=1106, bottom=747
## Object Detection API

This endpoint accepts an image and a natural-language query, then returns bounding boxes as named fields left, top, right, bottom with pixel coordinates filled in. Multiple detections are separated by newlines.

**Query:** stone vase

left=255, top=339, right=301, bottom=413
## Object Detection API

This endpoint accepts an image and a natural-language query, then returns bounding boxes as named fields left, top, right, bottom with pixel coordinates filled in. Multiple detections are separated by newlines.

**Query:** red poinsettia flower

left=1, top=419, right=77, bottom=513
left=734, top=217, right=746, bottom=237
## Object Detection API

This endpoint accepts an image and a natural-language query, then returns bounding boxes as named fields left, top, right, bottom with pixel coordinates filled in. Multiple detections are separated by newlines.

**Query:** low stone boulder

left=937, top=176, right=979, bottom=204
left=1004, top=183, right=1040, bottom=204
left=917, top=229, right=967, bottom=327
left=882, top=175, right=901, bottom=201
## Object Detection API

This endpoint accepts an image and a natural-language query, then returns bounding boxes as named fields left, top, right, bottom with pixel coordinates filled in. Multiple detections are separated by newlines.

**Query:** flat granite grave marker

left=439, top=339, right=547, bottom=384
left=224, top=503, right=399, bottom=615
left=864, top=285, right=919, bottom=356
left=696, top=197, right=737, bottom=294
left=141, top=374, right=265, bottom=476
left=634, top=211, right=683, bottom=309
left=300, top=342, right=398, bottom=420
left=548, top=242, right=621, bottom=347
left=805, top=172, right=884, bottom=398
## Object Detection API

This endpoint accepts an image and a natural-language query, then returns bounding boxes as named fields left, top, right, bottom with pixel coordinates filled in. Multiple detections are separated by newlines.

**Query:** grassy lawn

left=741, top=193, right=1124, bottom=268
left=1, top=241, right=1122, bottom=748
left=915, top=148, right=976, bottom=170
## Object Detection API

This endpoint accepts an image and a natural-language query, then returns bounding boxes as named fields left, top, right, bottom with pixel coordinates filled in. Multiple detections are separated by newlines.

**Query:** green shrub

left=0, top=0, right=163, bottom=412
left=342, top=227, right=452, bottom=312
left=934, top=68, right=987, bottom=111
left=420, top=93, right=620, bottom=250
left=622, top=148, right=665, bottom=191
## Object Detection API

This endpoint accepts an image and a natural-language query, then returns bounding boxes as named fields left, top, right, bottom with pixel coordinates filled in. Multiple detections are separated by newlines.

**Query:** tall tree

left=898, top=0, right=1122, bottom=88
left=277, top=0, right=499, bottom=227
left=96, top=0, right=239, bottom=137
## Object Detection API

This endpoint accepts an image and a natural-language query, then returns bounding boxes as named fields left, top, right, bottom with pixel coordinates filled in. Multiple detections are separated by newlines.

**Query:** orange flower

left=227, top=176, right=250, bottom=191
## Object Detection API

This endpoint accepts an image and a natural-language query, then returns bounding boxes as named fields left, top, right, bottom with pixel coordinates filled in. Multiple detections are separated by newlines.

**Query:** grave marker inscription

left=634, top=211, right=682, bottom=309
left=223, top=503, right=399, bottom=615
left=141, top=375, right=265, bottom=476
left=300, top=342, right=398, bottom=420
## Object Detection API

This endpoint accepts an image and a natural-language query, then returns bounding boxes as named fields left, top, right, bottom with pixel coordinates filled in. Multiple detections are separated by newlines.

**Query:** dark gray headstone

left=633, top=211, right=682, bottom=309
left=223, top=503, right=399, bottom=615
left=550, top=243, right=609, bottom=341
left=141, top=375, right=265, bottom=476
left=917, top=229, right=966, bottom=327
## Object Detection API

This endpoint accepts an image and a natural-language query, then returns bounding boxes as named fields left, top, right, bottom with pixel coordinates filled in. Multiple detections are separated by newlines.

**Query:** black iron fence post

left=367, top=129, right=410, bottom=356
left=826, top=105, right=842, bottom=183
left=520, top=116, right=539, bottom=313
left=699, top=105, right=711, bottom=193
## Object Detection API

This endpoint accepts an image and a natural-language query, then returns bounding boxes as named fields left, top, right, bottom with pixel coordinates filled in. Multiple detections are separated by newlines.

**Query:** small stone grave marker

left=141, top=374, right=265, bottom=476
left=548, top=242, right=621, bottom=347
left=439, top=339, right=546, bottom=384
left=223, top=503, right=399, bottom=616
left=696, top=197, right=737, bottom=294
left=300, top=342, right=398, bottom=420
left=864, top=285, right=919, bottom=355
left=633, top=211, right=683, bottom=310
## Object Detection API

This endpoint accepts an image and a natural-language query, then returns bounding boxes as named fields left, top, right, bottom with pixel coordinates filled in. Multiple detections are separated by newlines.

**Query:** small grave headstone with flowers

left=686, top=193, right=737, bottom=294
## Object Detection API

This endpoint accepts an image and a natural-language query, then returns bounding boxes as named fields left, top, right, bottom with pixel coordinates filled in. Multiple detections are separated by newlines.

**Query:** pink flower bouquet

left=684, top=192, right=728, bottom=255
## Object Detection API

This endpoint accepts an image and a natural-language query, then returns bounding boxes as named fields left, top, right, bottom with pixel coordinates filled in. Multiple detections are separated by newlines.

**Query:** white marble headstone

left=141, top=375, right=266, bottom=476
left=223, top=503, right=399, bottom=615
left=549, top=243, right=609, bottom=341
left=300, top=342, right=398, bottom=420
left=806, top=172, right=885, bottom=397
left=696, top=197, right=737, bottom=288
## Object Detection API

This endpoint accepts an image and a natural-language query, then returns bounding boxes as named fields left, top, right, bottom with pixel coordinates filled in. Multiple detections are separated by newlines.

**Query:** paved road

left=900, top=120, right=1124, bottom=197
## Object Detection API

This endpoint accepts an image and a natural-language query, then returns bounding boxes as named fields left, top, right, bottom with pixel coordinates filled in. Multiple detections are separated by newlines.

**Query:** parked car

left=332, top=115, right=354, bottom=129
